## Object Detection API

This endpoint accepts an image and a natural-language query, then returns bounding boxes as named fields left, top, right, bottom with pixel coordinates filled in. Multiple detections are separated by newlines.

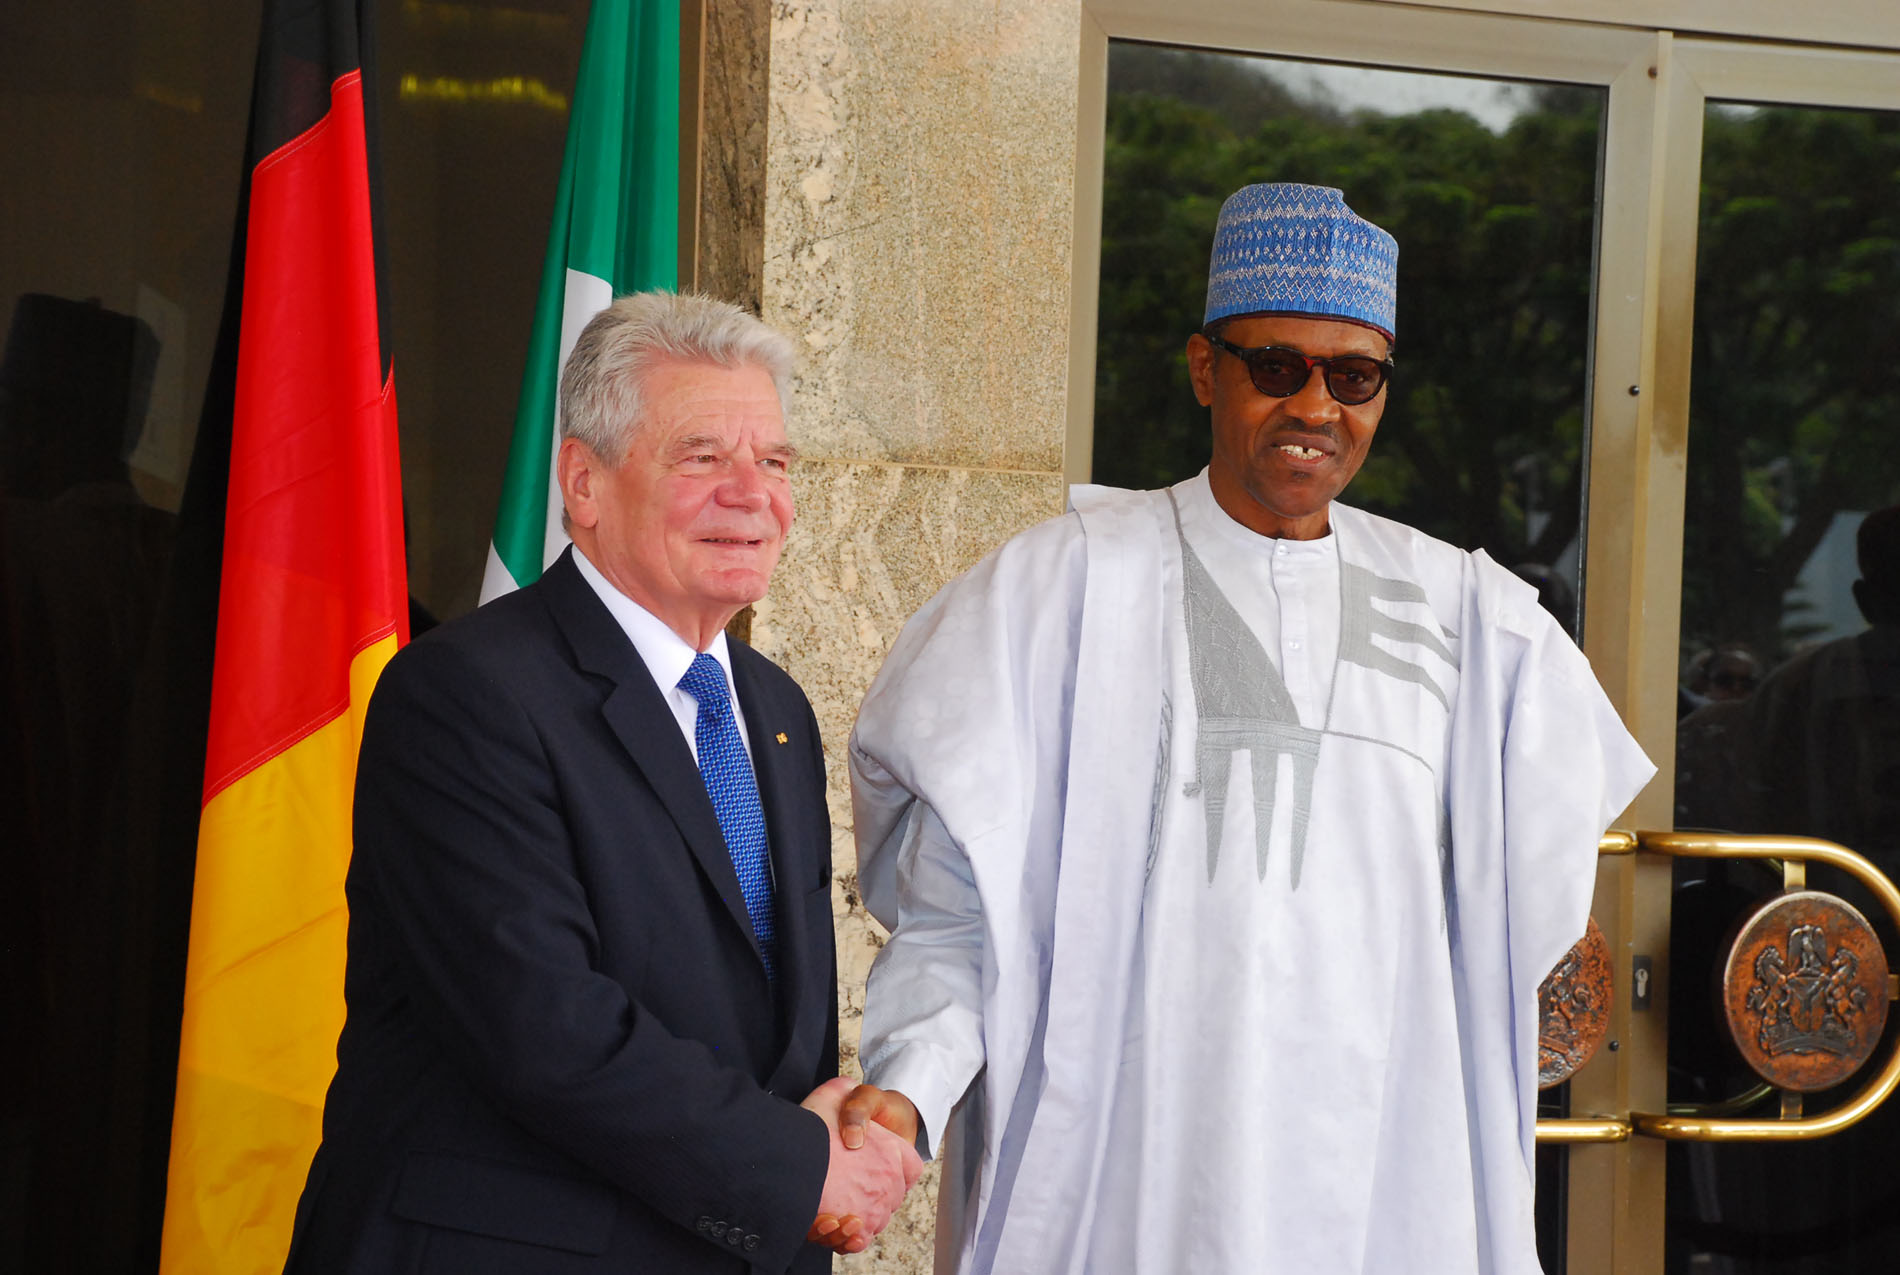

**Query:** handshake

left=800, top=1077, right=925, bottom=1255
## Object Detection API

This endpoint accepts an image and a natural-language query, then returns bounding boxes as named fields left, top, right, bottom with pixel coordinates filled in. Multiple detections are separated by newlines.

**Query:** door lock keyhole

left=1631, top=955, right=1654, bottom=1010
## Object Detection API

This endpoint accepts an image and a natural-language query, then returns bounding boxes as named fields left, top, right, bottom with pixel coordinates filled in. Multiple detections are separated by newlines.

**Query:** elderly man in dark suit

left=284, top=292, right=919, bottom=1274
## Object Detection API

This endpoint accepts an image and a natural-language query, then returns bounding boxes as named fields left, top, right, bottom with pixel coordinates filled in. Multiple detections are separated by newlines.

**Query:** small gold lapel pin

left=775, top=732, right=788, bottom=744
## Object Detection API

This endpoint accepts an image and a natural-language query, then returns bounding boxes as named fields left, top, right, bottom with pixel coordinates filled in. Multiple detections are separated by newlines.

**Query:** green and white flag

left=481, top=0, right=679, bottom=602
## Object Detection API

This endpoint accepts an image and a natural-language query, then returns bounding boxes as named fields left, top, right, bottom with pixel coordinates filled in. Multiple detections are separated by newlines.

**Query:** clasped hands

left=800, top=1076, right=923, bottom=1255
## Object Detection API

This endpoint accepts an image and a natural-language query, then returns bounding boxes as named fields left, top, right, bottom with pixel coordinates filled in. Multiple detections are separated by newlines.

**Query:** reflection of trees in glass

left=1684, top=105, right=1900, bottom=665
left=1094, top=44, right=1600, bottom=581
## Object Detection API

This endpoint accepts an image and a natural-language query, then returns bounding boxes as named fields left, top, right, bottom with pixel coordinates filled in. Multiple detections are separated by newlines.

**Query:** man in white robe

left=837, top=183, right=1655, bottom=1274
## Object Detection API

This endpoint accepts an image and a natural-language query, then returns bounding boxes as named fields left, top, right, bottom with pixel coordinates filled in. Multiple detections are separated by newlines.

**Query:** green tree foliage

left=1095, top=48, right=1900, bottom=665
left=1095, top=46, right=1599, bottom=588
left=1683, top=105, right=1900, bottom=662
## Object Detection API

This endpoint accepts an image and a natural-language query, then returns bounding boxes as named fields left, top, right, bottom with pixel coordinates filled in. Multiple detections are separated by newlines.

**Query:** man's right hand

left=835, top=1081, right=919, bottom=1150
left=800, top=1077, right=924, bottom=1254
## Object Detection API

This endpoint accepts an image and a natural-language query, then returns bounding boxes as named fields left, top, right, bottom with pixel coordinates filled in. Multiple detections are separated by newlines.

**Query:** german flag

left=158, top=0, right=406, bottom=1269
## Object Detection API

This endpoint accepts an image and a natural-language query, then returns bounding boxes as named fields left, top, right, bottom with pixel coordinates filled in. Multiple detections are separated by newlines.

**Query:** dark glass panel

left=0, top=1, right=588, bottom=1265
left=377, top=0, right=584, bottom=621
left=1, top=6, right=258, bottom=1267
left=1668, top=100, right=1900, bottom=1275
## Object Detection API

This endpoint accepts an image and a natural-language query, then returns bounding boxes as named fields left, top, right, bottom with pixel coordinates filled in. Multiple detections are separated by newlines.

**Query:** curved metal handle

left=1536, top=830, right=1900, bottom=1144
left=1535, top=1115, right=1631, bottom=1143
left=1630, top=831, right=1900, bottom=1141
left=1535, top=833, right=1641, bottom=1144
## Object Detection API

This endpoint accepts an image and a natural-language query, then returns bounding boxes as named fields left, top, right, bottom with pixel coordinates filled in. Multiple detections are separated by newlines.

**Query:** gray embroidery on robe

left=1333, top=560, right=1461, bottom=928
left=1337, top=561, right=1459, bottom=710
left=1437, top=805, right=1454, bottom=933
left=1145, top=692, right=1171, bottom=885
left=1169, top=494, right=1321, bottom=887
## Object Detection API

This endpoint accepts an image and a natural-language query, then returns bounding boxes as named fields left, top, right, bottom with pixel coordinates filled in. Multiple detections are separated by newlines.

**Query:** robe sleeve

left=852, top=489, right=1168, bottom=1269
left=1462, top=553, right=1655, bottom=999
left=1447, top=551, right=1655, bottom=1273
left=855, top=800, right=987, bottom=1159
left=849, top=511, right=1090, bottom=1162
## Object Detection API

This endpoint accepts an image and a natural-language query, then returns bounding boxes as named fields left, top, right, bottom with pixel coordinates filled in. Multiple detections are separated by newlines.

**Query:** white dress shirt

left=570, top=546, right=755, bottom=765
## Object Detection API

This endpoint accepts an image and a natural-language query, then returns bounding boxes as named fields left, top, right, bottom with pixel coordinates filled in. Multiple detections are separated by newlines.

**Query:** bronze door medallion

left=1723, top=890, right=1890, bottom=1092
left=1538, top=915, right=1613, bottom=1089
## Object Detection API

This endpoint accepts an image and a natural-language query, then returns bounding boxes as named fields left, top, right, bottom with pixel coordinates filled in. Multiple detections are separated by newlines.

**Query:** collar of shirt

left=1179, top=468, right=1341, bottom=565
left=1177, top=468, right=1340, bottom=727
left=569, top=546, right=751, bottom=763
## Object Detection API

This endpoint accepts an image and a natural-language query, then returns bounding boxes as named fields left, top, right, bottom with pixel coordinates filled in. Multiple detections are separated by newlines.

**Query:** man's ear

left=556, top=437, right=601, bottom=531
left=1186, top=332, right=1218, bottom=408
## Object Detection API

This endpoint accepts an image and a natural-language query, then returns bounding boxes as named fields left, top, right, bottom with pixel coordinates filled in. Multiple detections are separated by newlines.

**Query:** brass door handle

left=1538, top=833, right=1637, bottom=1143
left=1630, top=832, right=1900, bottom=1141
left=1537, top=832, right=1900, bottom=1144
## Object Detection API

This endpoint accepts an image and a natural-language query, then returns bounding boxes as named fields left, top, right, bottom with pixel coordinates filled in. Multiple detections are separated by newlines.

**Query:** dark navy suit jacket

left=285, top=550, right=838, bottom=1273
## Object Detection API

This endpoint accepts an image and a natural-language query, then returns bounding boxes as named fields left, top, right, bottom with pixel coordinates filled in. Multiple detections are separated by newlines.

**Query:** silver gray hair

left=558, top=291, right=796, bottom=463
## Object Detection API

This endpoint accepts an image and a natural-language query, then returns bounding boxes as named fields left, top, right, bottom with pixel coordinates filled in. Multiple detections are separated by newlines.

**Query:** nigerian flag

left=481, top=0, right=679, bottom=601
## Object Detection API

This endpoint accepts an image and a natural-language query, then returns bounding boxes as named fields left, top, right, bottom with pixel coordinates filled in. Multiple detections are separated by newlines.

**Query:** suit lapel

left=537, top=552, right=761, bottom=957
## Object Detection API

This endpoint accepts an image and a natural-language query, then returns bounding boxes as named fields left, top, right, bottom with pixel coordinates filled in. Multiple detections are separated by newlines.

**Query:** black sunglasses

left=1202, top=331, right=1394, bottom=406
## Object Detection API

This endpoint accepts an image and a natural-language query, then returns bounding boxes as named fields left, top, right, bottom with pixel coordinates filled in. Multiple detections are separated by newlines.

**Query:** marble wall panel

left=761, top=2, right=1084, bottom=1266
left=752, top=457, right=1066, bottom=803
left=764, top=0, right=1082, bottom=472
left=693, top=0, right=771, bottom=305
left=748, top=457, right=1065, bottom=1270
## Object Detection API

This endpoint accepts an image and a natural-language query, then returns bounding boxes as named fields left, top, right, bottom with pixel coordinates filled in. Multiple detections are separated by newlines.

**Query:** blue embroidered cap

left=1203, top=183, right=1398, bottom=341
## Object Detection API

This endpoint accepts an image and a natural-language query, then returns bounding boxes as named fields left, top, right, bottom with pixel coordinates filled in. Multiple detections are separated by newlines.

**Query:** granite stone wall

left=754, top=1, right=1083, bottom=1267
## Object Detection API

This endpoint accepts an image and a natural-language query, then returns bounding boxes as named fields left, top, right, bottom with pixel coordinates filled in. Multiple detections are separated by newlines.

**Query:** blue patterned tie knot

left=679, top=653, right=777, bottom=981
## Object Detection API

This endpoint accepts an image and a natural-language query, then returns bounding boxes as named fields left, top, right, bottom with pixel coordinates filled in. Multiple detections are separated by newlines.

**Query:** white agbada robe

left=852, top=472, right=1654, bottom=1275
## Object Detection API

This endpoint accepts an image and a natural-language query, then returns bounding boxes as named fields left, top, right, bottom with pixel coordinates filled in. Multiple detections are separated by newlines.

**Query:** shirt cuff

left=862, top=1046, right=972, bottom=1162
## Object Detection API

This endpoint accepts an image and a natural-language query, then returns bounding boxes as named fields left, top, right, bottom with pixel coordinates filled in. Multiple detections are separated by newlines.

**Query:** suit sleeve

left=349, top=638, right=829, bottom=1273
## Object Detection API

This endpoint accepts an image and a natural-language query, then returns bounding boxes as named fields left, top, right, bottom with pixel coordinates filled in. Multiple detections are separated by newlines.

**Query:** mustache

left=1267, top=423, right=1342, bottom=447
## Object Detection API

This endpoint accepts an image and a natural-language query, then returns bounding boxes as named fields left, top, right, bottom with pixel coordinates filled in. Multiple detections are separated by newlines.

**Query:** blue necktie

left=678, top=653, right=777, bottom=981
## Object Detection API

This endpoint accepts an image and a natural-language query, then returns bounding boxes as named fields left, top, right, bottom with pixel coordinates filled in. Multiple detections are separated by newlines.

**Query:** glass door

left=1085, top=48, right=1617, bottom=1265
left=1657, top=38, right=1900, bottom=1274
left=1075, top=5, right=1670, bottom=1270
